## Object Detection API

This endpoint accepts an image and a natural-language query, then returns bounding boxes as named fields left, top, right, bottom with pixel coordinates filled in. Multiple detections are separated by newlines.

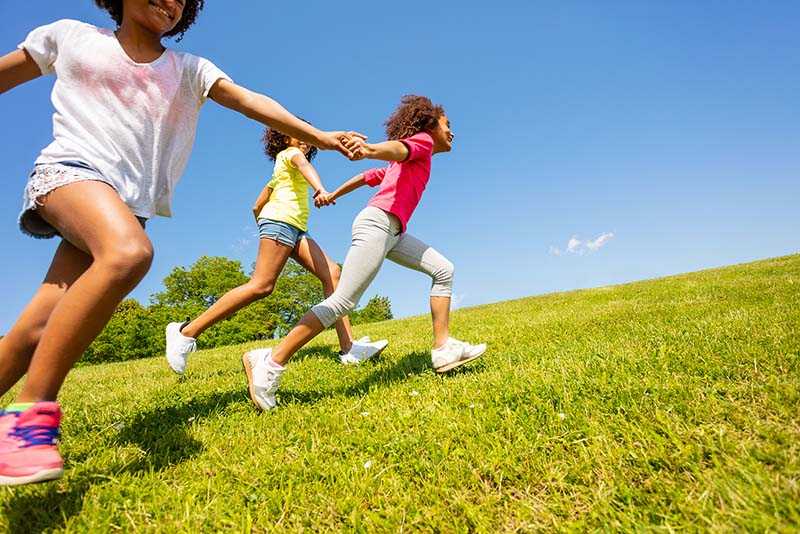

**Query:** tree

left=83, top=299, right=160, bottom=364
left=80, top=255, right=393, bottom=365
left=351, top=295, right=393, bottom=325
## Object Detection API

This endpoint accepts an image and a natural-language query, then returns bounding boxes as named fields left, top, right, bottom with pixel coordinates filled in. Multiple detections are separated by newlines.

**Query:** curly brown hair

left=94, top=0, right=205, bottom=41
left=384, top=95, right=445, bottom=140
left=262, top=120, right=318, bottom=162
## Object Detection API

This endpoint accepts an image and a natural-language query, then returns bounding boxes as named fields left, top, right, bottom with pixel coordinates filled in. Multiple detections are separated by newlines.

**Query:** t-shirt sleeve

left=400, top=132, right=434, bottom=162
left=17, top=19, right=82, bottom=75
left=363, top=167, right=387, bottom=187
left=186, top=55, right=232, bottom=103
left=282, top=147, right=305, bottom=168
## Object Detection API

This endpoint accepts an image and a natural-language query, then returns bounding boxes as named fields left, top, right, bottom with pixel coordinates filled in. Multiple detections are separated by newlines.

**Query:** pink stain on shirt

left=363, top=132, right=434, bottom=233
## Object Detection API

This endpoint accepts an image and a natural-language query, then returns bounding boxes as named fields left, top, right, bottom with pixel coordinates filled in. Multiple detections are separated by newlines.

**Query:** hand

left=321, top=131, right=367, bottom=160
left=345, top=137, right=369, bottom=161
left=314, top=190, right=336, bottom=208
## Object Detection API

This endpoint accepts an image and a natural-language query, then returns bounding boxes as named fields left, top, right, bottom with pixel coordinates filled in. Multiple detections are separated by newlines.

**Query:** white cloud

left=451, top=293, right=467, bottom=309
left=550, top=232, right=615, bottom=256
left=566, top=236, right=582, bottom=254
left=586, top=232, right=614, bottom=251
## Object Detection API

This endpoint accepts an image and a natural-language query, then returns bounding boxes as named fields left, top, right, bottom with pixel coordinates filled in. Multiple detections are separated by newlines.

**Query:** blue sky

left=1, top=1, right=798, bottom=333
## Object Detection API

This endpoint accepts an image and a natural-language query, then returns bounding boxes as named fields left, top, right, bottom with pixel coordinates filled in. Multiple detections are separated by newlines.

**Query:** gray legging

left=311, top=206, right=454, bottom=328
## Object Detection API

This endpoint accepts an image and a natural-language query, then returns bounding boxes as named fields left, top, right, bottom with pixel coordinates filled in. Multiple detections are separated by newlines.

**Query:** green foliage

left=351, top=295, right=393, bottom=325
left=82, top=299, right=160, bottom=364
left=2, top=255, right=798, bottom=531
left=82, top=255, right=392, bottom=364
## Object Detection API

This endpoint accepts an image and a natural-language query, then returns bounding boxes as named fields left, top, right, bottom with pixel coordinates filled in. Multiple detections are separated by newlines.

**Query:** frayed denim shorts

left=257, top=218, right=308, bottom=248
left=20, top=160, right=145, bottom=239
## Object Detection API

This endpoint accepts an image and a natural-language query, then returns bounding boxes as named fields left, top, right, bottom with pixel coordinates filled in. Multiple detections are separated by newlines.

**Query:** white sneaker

left=431, top=337, right=486, bottom=373
left=165, top=321, right=196, bottom=374
left=242, top=348, right=284, bottom=411
left=340, top=339, right=389, bottom=365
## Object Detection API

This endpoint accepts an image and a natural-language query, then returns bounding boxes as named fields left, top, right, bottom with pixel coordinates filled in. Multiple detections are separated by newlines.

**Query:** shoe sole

left=0, top=467, right=63, bottom=486
left=241, top=352, right=264, bottom=412
left=340, top=341, right=388, bottom=365
left=434, top=346, right=487, bottom=374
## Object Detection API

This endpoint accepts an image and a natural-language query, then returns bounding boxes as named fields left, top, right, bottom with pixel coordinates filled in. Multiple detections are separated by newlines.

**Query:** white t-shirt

left=19, top=19, right=231, bottom=218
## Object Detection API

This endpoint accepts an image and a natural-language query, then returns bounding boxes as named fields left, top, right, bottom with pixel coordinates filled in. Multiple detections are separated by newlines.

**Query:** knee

left=101, top=240, right=154, bottom=284
left=248, top=279, right=276, bottom=299
left=433, top=259, right=455, bottom=286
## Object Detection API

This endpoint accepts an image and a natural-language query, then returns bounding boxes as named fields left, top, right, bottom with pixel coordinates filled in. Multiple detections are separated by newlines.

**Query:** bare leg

left=292, top=237, right=354, bottom=353
left=180, top=238, right=293, bottom=339
left=386, top=233, right=455, bottom=350
left=430, top=296, right=451, bottom=349
left=270, top=311, right=325, bottom=366
left=0, top=241, right=91, bottom=398
left=16, top=181, right=154, bottom=402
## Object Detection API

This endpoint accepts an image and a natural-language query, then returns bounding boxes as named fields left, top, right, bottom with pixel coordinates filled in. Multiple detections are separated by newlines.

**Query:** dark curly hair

left=384, top=95, right=445, bottom=140
left=94, top=0, right=205, bottom=41
left=262, top=119, right=318, bottom=162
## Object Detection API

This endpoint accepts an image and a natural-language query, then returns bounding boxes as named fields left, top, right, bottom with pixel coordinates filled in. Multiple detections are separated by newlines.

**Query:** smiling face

left=124, top=0, right=185, bottom=36
left=430, top=114, right=454, bottom=154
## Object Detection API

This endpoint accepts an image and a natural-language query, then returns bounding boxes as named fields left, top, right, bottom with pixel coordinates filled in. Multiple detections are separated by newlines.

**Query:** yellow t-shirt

left=258, top=147, right=310, bottom=231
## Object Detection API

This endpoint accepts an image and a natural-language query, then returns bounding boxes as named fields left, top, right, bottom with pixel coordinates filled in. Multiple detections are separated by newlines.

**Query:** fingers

left=314, top=193, right=336, bottom=208
left=347, top=131, right=368, bottom=141
left=327, top=130, right=368, bottom=160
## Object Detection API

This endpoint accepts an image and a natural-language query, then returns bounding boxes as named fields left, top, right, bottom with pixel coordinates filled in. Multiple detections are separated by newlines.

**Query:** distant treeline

left=81, top=256, right=392, bottom=365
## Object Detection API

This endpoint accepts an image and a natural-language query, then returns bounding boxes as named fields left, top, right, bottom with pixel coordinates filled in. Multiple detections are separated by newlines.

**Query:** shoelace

left=11, top=424, right=59, bottom=447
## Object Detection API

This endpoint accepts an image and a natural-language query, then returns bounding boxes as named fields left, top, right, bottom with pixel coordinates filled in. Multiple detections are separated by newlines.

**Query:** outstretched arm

left=252, top=185, right=273, bottom=221
left=290, top=151, right=328, bottom=199
left=318, top=173, right=368, bottom=206
left=354, top=140, right=409, bottom=162
left=208, top=79, right=364, bottom=159
left=0, top=49, right=43, bottom=95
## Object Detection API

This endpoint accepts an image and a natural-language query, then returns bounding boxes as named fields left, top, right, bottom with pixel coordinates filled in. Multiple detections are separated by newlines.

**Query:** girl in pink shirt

left=242, top=95, right=487, bottom=411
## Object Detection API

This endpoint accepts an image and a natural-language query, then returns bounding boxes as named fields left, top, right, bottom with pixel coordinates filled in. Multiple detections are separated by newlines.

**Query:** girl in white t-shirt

left=0, top=0, right=363, bottom=486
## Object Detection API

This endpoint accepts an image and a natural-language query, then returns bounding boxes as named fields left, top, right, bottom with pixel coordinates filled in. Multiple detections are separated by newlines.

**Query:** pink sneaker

left=0, top=402, right=64, bottom=486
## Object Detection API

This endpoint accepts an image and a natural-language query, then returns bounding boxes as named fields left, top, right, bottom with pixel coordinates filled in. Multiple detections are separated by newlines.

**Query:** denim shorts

left=20, top=160, right=145, bottom=239
left=257, top=218, right=308, bottom=248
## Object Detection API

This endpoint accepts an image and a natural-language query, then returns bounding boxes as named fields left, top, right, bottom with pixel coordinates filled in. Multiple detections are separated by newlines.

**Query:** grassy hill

left=1, top=255, right=798, bottom=532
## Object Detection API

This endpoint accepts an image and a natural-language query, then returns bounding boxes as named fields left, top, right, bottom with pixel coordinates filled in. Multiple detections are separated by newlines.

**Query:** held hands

left=321, top=131, right=368, bottom=160
left=314, top=189, right=336, bottom=208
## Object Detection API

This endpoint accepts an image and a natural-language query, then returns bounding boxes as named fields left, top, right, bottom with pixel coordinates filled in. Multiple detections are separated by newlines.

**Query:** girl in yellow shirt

left=165, top=126, right=387, bottom=372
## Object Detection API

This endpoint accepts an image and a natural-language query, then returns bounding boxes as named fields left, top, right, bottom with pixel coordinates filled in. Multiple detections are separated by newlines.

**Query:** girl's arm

left=252, top=185, right=273, bottom=221
left=325, top=173, right=368, bottom=204
left=0, top=49, right=43, bottom=95
left=208, top=79, right=364, bottom=159
left=354, top=140, right=409, bottom=162
left=290, top=152, right=328, bottom=198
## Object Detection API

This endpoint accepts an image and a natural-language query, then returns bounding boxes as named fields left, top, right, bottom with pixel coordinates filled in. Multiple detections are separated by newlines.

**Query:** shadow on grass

left=1, top=389, right=247, bottom=532
left=279, top=350, right=485, bottom=406
left=115, top=389, right=246, bottom=471
left=0, top=351, right=484, bottom=530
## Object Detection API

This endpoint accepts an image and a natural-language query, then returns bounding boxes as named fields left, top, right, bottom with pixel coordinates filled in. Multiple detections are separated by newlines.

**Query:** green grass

left=2, top=255, right=799, bottom=532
